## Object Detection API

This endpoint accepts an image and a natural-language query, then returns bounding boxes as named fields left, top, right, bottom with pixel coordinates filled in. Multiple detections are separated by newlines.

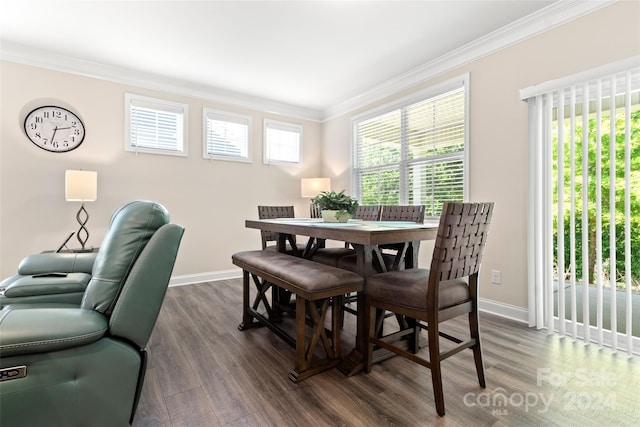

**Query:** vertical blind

left=523, top=57, right=640, bottom=356
left=352, top=78, right=466, bottom=217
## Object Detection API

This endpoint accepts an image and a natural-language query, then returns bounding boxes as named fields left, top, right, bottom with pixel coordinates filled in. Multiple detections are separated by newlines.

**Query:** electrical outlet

left=491, top=270, right=501, bottom=284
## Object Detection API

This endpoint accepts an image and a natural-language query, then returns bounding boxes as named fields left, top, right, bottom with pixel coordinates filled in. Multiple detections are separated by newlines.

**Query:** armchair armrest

left=2, top=273, right=91, bottom=298
left=0, top=307, right=107, bottom=357
left=17, top=252, right=97, bottom=275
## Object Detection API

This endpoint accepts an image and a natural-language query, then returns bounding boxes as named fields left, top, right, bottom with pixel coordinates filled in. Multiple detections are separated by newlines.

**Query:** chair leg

left=363, top=296, right=374, bottom=373
left=331, top=296, right=342, bottom=357
left=427, top=321, right=445, bottom=416
left=469, top=310, right=486, bottom=388
left=405, top=316, right=420, bottom=353
left=339, top=293, right=347, bottom=329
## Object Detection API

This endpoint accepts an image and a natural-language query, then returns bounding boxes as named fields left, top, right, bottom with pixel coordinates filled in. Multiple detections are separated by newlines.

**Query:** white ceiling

left=1, top=1, right=567, bottom=117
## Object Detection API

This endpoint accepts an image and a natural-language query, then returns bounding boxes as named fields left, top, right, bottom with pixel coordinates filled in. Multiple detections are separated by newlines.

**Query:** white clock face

left=24, top=106, right=86, bottom=152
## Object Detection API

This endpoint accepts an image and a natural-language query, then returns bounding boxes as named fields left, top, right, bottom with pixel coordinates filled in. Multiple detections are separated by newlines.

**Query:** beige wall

left=323, top=1, right=640, bottom=311
left=1, top=1, right=638, bottom=313
left=0, top=62, right=323, bottom=278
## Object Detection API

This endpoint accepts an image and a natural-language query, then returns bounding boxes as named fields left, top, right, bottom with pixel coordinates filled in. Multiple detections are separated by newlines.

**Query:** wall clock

left=24, top=105, right=86, bottom=153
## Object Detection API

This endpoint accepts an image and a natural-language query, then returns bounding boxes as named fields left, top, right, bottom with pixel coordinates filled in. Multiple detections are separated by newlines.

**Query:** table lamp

left=65, top=170, right=97, bottom=251
left=301, top=177, right=330, bottom=218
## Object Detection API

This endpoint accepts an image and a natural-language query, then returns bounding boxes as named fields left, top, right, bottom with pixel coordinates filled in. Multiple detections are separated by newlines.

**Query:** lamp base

left=75, top=202, right=90, bottom=250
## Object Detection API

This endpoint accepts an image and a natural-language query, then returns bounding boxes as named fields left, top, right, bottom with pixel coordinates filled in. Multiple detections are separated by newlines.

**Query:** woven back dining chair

left=308, top=205, right=382, bottom=267
left=376, top=204, right=426, bottom=262
left=257, top=206, right=306, bottom=255
left=335, top=204, right=426, bottom=273
left=379, top=204, right=426, bottom=223
left=256, top=205, right=307, bottom=317
left=353, top=205, right=381, bottom=221
left=309, top=204, right=382, bottom=324
left=309, top=202, right=322, bottom=219
left=364, top=202, right=494, bottom=416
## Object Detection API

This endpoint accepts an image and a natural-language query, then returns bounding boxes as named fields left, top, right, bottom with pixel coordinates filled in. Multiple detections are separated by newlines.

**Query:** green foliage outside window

left=553, top=107, right=640, bottom=292
left=356, top=86, right=466, bottom=216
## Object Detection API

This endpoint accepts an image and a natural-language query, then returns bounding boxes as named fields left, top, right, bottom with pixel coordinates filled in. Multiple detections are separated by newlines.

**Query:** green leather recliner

left=0, top=199, right=162, bottom=308
left=0, top=200, right=185, bottom=427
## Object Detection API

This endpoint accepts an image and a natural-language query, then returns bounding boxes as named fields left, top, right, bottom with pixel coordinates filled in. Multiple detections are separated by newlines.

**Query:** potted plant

left=312, top=190, right=359, bottom=222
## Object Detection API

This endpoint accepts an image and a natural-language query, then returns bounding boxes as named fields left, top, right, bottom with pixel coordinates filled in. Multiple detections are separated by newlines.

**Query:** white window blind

left=523, top=57, right=640, bottom=356
left=125, top=94, right=188, bottom=157
left=203, top=109, right=251, bottom=162
left=263, top=119, right=302, bottom=165
left=352, top=76, right=467, bottom=218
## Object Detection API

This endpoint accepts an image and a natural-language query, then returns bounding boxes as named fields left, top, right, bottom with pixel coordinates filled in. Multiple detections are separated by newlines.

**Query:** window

left=125, top=93, right=188, bottom=156
left=523, top=59, right=639, bottom=354
left=263, top=119, right=302, bottom=165
left=352, top=76, right=468, bottom=218
left=203, top=109, right=251, bottom=162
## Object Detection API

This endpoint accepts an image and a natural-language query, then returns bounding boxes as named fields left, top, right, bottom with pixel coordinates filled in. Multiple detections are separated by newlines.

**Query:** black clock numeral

left=35, top=116, right=43, bottom=123
left=35, top=132, right=42, bottom=139
left=29, top=123, right=37, bottom=130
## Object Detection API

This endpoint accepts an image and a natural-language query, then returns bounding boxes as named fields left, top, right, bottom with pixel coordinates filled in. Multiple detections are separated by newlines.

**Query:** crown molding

left=1, top=1, right=615, bottom=123
left=0, top=42, right=324, bottom=122
left=322, top=0, right=616, bottom=120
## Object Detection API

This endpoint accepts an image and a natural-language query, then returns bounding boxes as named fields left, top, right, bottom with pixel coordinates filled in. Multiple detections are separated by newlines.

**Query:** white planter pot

left=321, top=210, right=351, bottom=223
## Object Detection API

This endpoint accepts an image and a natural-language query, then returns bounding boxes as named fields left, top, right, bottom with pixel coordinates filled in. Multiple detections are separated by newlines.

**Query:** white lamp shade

left=301, top=178, right=331, bottom=198
left=65, top=170, right=98, bottom=201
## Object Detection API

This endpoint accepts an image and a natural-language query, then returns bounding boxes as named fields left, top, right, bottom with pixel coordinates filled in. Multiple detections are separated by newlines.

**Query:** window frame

left=124, top=93, right=188, bottom=157
left=202, top=108, right=252, bottom=163
left=263, top=118, right=303, bottom=165
left=351, top=74, right=469, bottom=219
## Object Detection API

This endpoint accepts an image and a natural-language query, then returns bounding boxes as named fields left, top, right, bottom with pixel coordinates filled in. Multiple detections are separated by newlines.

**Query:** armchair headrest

left=81, top=201, right=170, bottom=315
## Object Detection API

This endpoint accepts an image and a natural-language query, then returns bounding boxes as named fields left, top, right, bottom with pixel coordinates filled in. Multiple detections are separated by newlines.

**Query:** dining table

left=244, top=217, right=439, bottom=375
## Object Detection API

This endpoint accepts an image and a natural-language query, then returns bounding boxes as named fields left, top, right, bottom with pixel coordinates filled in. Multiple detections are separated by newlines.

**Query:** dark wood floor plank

left=164, top=387, right=222, bottom=427
left=133, top=367, right=172, bottom=427
left=149, top=294, right=207, bottom=397
left=133, top=279, right=639, bottom=427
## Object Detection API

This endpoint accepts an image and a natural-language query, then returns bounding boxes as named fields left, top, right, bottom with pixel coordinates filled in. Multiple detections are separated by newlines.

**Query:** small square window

left=263, top=119, right=302, bottom=165
left=203, top=109, right=252, bottom=162
left=125, top=93, right=188, bottom=157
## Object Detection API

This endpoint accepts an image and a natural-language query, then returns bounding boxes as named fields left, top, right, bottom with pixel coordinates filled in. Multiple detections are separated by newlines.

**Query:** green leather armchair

left=0, top=199, right=165, bottom=307
left=0, top=200, right=185, bottom=426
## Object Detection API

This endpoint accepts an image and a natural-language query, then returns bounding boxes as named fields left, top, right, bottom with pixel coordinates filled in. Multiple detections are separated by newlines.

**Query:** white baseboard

left=479, top=297, right=529, bottom=324
left=169, top=269, right=241, bottom=287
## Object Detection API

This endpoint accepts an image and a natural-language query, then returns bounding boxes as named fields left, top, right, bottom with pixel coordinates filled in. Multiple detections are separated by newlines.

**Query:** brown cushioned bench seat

left=232, top=250, right=364, bottom=382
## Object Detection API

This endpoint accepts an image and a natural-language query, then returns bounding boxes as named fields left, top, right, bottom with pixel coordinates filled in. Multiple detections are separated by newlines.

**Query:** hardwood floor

left=132, top=279, right=639, bottom=427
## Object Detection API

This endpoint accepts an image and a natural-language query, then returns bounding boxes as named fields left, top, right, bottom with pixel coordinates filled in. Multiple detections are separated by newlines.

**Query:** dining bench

left=231, top=250, right=364, bottom=382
